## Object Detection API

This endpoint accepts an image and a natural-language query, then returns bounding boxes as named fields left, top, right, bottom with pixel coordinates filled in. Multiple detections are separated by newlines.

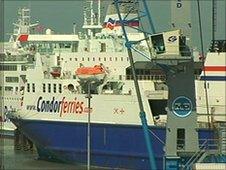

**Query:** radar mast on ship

left=82, top=0, right=102, bottom=38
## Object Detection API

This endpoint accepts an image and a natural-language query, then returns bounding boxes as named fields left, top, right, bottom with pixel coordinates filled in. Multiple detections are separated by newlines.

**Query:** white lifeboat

left=75, top=65, right=106, bottom=81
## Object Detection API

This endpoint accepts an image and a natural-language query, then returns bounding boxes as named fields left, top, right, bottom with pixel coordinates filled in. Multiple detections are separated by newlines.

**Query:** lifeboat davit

left=75, top=65, right=106, bottom=81
left=50, top=66, right=61, bottom=78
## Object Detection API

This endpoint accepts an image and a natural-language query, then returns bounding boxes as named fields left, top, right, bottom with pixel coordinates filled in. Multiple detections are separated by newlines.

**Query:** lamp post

left=85, top=81, right=92, bottom=170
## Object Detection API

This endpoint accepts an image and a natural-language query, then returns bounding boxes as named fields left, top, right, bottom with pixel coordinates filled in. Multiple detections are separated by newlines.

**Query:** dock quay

left=0, top=132, right=108, bottom=170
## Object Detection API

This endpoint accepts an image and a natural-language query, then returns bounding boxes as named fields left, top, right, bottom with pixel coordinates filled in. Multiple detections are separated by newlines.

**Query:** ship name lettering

left=37, top=96, right=84, bottom=117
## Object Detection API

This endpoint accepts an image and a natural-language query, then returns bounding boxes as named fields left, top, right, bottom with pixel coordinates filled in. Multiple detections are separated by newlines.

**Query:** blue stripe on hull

left=11, top=119, right=214, bottom=170
left=200, top=76, right=226, bottom=81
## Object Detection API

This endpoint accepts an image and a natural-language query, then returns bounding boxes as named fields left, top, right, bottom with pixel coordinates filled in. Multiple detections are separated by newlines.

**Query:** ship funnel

left=102, top=0, right=139, bottom=35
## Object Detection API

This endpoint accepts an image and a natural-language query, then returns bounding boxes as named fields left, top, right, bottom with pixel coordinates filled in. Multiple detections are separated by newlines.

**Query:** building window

left=43, top=83, right=46, bottom=93
left=70, top=58, right=72, bottom=61
left=32, top=83, right=35, bottom=92
left=104, top=57, right=106, bottom=61
left=109, top=57, right=112, bottom=61
left=5, top=77, right=19, bottom=83
left=93, top=57, right=95, bottom=61
left=27, top=83, right=30, bottom=92
left=99, top=57, right=101, bottom=61
left=53, top=84, right=56, bottom=93
left=82, top=57, right=84, bottom=61
left=75, top=58, right=77, bottom=61
left=48, top=83, right=51, bottom=93
left=115, top=57, right=117, bottom=61
left=59, top=84, right=62, bottom=93
left=121, top=57, right=123, bottom=61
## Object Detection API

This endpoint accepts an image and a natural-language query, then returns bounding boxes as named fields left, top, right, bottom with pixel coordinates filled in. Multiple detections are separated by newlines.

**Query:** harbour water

left=0, top=137, right=108, bottom=170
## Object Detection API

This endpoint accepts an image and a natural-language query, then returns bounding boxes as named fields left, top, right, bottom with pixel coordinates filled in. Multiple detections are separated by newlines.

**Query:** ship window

left=59, top=84, right=62, bottom=93
left=151, top=34, right=165, bottom=54
left=100, top=43, right=106, bottom=52
left=48, top=83, right=51, bottom=93
left=53, top=84, right=56, bottom=93
left=119, top=75, right=122, bottom=80
left=0, top=65, right=17, bottom=71
left=177, top=129, right=185, bottom=150
left=5, top=86, right=13, bottom=91
left=32, top=83, right=35, bottom=92
left=65, top=43, right=71, bottom=48
left=43, top=83, right=46, bottom=93
left=5, top=77, right=19, bottom=83
left=27, top=83, right=30, bottom=92
left=72, top=43, right=78, bottom=52
left=21, top=65, right=27, bottom=71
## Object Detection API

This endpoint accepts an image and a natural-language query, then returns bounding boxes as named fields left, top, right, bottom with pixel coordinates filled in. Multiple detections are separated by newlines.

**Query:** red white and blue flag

left=106, top=18, right=116, bottom=30
left=103, top=18, right=139, bottom=30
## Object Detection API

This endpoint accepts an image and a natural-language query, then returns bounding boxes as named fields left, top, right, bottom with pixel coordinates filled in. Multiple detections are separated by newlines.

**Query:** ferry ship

left=196, top=40, right=226, bottom=123
left=0, top=7, right=39, bottom=133
left=8, top=1, right=226, bottom=169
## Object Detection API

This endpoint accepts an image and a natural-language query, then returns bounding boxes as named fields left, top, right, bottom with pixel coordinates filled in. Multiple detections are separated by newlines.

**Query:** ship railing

left=182, top=140, right=208, bottom=170
left=182, top=138, right=220, bottom=170
left=176, top=138, right=219, bottom=152
left=209, top=40, right=226, bottom=53
left=125, top=75, right=166, bottom=81
left=0, top=56, right=28, bottom=62
left=198, top=138, right=219, bottom=151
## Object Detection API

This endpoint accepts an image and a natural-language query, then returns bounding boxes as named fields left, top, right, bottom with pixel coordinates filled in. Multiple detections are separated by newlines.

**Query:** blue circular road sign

left=172, top=96, right=193, bottom=118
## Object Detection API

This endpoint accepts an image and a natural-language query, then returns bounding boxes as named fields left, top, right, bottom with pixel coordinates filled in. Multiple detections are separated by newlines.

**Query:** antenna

left=82, top=0, right=102, bottom=37
left=212, top=0, right=217, bottom=41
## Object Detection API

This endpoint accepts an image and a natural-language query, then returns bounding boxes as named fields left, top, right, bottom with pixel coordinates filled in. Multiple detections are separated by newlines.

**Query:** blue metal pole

left=141, top=0, right=156, bottom=34
left=114, top=1, right=157, bottom=169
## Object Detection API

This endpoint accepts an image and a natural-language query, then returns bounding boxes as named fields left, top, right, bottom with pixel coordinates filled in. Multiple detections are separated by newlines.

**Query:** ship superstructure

left=0, top=7, right=38, bottom=132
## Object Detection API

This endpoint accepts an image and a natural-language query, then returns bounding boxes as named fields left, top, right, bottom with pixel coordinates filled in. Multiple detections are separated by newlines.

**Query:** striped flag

left=106, top=18, right=116, bottom=30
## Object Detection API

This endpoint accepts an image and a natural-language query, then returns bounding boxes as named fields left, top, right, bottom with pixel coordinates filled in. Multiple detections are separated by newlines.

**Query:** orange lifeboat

left=75, top=65, right=106, bottom=81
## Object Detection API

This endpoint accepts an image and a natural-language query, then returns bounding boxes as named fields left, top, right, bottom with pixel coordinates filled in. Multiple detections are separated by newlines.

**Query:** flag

left=106, top=18, right=116, bottom=30
left=35, top=24, right=45, bottom=33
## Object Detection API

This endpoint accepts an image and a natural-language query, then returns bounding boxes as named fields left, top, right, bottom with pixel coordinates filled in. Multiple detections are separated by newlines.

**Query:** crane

left=114, top=0, right=200, bottom=170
